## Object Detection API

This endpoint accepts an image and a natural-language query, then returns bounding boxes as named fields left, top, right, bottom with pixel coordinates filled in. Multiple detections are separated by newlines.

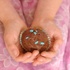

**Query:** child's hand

left=3, top=20, right=39, bottom=63
left=0, top=0, right=39, bottom=64
left=31, top=20, right=63, bottom=66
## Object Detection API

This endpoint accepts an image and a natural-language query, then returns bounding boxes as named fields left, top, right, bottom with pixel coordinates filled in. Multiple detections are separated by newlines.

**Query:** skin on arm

left=0, top=0, right=26, bottom=25
left=33, top=0, right=63, bottom=22
left=32, top=0, right=63, bottom=66
left=0, top=0, right=39, bottom=63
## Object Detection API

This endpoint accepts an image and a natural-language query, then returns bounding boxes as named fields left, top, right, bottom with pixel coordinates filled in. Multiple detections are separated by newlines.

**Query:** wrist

left=3, top=18, right=27, bottom=29
left=32, top=17, right=54, bottom=25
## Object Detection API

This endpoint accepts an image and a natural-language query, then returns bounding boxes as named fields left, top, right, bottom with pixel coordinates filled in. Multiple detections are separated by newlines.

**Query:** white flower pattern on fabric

left=0, top=48, right=19, bottom=67
left=0, top=0, right=69, bottom=70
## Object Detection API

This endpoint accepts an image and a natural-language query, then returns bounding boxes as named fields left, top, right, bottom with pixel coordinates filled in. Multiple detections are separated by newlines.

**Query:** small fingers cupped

left=22, top=50, right=39, bottom=63
left=33, top=56, right=51, bottom=66
left=14, top=52, right=32, bottom=62
left=41, top=51, right=56, bottom=59
left=4, top=36, right=32, bottom=63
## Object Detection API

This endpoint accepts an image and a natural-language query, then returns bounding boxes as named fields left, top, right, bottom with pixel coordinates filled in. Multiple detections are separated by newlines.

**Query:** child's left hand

left=31, top=20, right=63, bottom=66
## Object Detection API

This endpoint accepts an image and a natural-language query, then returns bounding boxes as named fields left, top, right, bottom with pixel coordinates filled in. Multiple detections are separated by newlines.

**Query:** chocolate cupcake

left=20, top=28, right=51, bottom=53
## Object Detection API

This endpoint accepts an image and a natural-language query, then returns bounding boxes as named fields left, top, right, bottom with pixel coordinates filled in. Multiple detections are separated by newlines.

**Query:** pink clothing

left=0, top=0, right=69, bottom=70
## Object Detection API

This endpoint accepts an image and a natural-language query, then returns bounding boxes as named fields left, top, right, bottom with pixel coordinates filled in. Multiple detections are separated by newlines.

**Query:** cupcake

left=20, top=28, right=51, bottom=53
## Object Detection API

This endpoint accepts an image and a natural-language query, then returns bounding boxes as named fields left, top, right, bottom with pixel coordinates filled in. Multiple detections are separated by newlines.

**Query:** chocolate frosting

left=20, top=28, right=51, bottom=53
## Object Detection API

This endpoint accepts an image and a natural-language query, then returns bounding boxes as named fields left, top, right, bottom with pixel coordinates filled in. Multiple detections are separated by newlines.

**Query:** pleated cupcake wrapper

left=19, top=28, right=51, bottom=51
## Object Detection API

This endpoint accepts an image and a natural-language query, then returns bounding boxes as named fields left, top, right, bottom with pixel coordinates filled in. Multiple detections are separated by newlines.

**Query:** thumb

left=4, top=38, right=20, bottom=58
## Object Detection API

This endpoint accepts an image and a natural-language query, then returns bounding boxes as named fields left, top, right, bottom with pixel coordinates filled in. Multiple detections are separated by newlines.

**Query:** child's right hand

left=0, top=0, right=39, bottom=64
left=3, top=19, right=39, bottom=63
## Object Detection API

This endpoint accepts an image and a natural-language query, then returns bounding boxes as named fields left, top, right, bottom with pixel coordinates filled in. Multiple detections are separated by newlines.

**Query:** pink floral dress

left=0, top=0, right=69, bottom=70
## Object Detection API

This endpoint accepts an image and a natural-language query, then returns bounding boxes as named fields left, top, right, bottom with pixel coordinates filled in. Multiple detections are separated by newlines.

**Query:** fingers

left=5, top=40, right=32, bottom=62
left=41, top=51, right=56, bottom=58
left=6, top=42, right=34, bottom=63
left=22, top=50, right=39, bottom=63
left=33, top=56, right=51, bottom=66
left=14, top=52, right=32, bottom=62
left=6, top=44, right=20, bottom=58
left=40, top=34, right=63, bottom=59
left=6, top=44, right=32, bottom=62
